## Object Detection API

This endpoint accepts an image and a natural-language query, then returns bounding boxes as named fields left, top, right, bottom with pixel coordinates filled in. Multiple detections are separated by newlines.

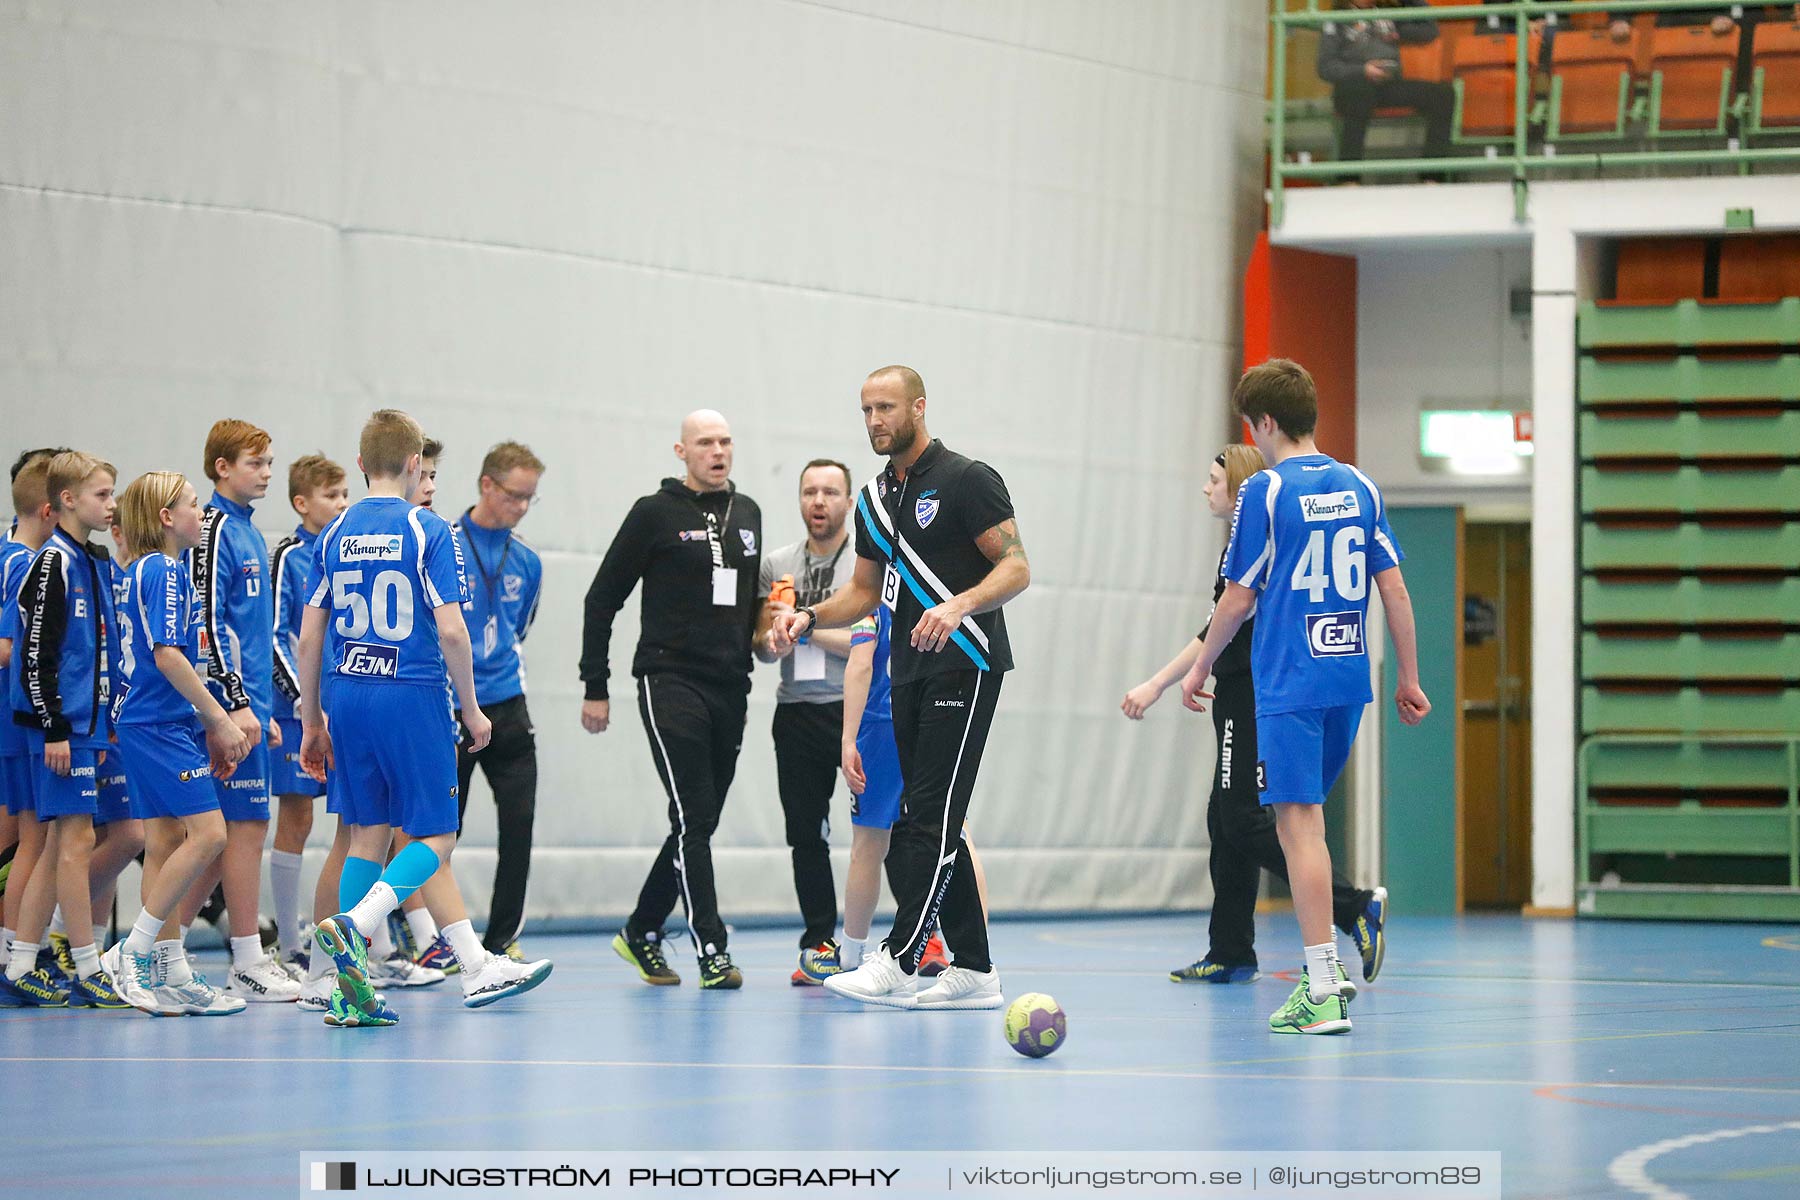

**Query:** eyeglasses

left=490, top=479, right=539, bottom=507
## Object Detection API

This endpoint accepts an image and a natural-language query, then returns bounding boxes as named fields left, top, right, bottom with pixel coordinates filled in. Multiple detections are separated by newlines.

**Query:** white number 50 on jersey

left=332, top=569, right=415, bottom=640
left=1289, top=527, right=1367, bottom=602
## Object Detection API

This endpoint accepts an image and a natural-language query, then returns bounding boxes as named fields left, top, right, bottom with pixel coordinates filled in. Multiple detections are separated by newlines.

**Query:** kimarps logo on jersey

left=915, top=493, right=940, bottom=529
left=340, top=535, right=403, bottom=561
left=340, top=641, right=399, bottom=678
left=1306, top=611, right=1365, bottom=658
left=1301, top=491, right=1361, bottom=522
left=677, top=530, right=708, bottom=542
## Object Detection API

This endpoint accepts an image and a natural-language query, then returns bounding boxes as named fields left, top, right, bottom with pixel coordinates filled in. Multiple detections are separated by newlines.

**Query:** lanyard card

left=791, top=641, right=827, bottom=681
left=712, top=567, right=739, bottom=606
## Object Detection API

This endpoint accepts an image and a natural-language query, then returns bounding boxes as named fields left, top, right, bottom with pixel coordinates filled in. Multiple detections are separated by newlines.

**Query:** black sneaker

left=698, top=951, right=742, bottom=990
left=612, top=928, right=680, bottom=986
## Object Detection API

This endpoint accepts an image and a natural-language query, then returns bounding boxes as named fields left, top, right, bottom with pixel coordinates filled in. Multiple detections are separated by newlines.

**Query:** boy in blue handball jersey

left=183, top=419, right=299, bottom=1002
left=104, top=471, right=252, bottom=1015
left=1181, top=360, right=1430, bottom=1036
left=269, top=453, right=350, bottom=970
left=301, top=409, right=552, bottom=1028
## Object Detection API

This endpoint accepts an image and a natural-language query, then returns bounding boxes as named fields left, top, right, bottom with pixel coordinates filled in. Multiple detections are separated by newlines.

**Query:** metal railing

left=1268, top=0, right=1800, bottom=225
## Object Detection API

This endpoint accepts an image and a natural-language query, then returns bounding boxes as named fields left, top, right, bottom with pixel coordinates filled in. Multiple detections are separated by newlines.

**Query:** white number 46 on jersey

left=1289, top=527, right=1367, bottom=603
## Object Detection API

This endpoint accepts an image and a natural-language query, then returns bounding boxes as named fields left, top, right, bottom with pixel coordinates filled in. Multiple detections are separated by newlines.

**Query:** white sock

left=270, top=849, right=304, bottom=952
left=1, top=927, right=14, bottom=957
left=179, top=923, right=191, bottom=946
left=443, top=919, right=486, bottom=977
left=839, top=933, right=867, bottom=970
left=370, top=916, right=395, bottom=959
left=306, top=942, right=333, bottom=982
left=49, top=907, right=65, bottom=937
left=125, top=909, right=165, bottom=957
left=92, top=924, right=107, bottom=949
left=7, top=941, right=39, bottom=981
left=1304, top=942, right=1343, bottom=1001
left=230, top=934, right=265, bottom=970
left=155, top=940, right=192, bottom=987
left=348, top=882, right=399, bottom=942
left=406, top=908, right=439, bottom=948
left=72, top=942, right=101, bottom=979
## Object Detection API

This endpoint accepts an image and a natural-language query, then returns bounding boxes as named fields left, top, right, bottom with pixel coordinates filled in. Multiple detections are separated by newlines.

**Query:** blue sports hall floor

left=5, top=913, right=1799, bottom=1199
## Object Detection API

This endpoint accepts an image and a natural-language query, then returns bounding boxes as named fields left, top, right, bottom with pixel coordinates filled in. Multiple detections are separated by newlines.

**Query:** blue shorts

left=117, top=720, right=222, bottom=821
left=23, top=732, right=101, bottom=822
left=270, top=717, right=324, bottom=797
left=216, top=738, right=271, bottom=822
left=1257, top=703, right=1364, bottom=807
left=94, top=758, right=133, bottom=826
left=330, top=681, right=459, bottom=838
left=851, top=718, right=903, bottom=830
left=1, top=753, right=33, bottom=816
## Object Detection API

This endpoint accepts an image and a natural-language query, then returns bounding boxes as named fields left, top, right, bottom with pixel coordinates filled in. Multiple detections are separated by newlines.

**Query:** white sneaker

left=371, top=951, right=445, bottom=989
left=154, top=973, right=247, bottom=1016
left=102, top=942, right=158, bottom=1014
left=225, top=954, right=302, bottom=1002
left=296, top=972, right=334, bottom=1011
left=914, top=965, right=1003, bottom=1010
left=822, top=945, right=917, bottom=1009
left=460, top=951, right=553, bottom=1009
left=277, top=946, right=309, bottom=981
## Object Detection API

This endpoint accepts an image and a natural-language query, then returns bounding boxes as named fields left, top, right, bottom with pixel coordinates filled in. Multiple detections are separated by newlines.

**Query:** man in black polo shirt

left=772, top=365, right=1030, bottom=1010
left=579, top=409, right=762, bottom=991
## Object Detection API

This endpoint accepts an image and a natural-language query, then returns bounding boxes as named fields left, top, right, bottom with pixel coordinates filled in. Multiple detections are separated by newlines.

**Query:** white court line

left=1609, top=1120, right=1800, bottom=1200
left=7, top=1054, right=1800, bottom=1096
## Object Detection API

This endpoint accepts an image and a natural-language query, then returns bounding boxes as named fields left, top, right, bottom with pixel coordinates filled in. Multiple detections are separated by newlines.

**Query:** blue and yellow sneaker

left=49, top=932, right=76, bottom=975
left=0, top=966, right=71, bottom=1007
left=37, top=943, right=73, bottom=987
left=1268, top=972, right=1351, bottom=1035
left=324, top=981, right=399, bottom=1027
left=1350, top=886, right=1387, bottom=982
left=416, top=933, right=459, bottom=975
left=67, top=970, right=130, bottom=1009
left=313, top=914, right=382, bottom=1022
left=1170, top=958, right=1260, bottom=984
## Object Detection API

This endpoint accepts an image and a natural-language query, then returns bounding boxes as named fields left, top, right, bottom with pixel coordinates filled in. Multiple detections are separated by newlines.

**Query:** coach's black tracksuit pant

left=628, top=673, right=746, bottom=956
left=772, top=701, right=843, bottom=948
left=1206, top=670, right=1372, bottom=969
left=883, top=668, right=1001, bottom=976
left=456, top=694, right=539, bottom=954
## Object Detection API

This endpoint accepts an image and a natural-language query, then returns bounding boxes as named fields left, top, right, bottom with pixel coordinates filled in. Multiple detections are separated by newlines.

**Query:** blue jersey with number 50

left=1221, top=454, right=1403, bottom=716
left=306, top=498, right=470, bottom=689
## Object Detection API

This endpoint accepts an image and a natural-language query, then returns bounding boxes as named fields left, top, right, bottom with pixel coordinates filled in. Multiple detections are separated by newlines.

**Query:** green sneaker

left=324, top=981, right=399, bottom=1028
left=314, top=915, right=381, bottom=1019
left=1268, top=973, right=1351, bottom=1035
left=612, top=929, right=680, bottom=986
left=698, top=951, right=742, bottom=990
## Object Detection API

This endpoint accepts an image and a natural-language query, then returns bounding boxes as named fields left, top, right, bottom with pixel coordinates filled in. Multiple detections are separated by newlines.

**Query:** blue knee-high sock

left=377, top=841, right=441, bottom=907
left=340, top=856, right=382, bottom=914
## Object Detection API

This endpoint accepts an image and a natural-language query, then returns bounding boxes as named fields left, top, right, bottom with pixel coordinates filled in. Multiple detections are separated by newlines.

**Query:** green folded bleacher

left=1576, top=284, right=1800, bottom=922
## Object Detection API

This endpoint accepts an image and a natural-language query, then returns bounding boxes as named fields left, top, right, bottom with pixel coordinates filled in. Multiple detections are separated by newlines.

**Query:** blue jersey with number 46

left=306, top=498, right=470, bottom=690
left=1222, top=454, right=1403, bottom=716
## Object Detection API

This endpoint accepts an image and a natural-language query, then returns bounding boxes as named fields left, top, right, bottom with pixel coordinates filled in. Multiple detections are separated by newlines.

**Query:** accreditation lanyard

left=460, top=515, right=513, bottom=656
left=693, top=493, right=737, bottom=606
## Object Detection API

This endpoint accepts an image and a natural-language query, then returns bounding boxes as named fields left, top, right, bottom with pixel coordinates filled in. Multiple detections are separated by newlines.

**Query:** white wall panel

left=1, top=0, right=1264, bottom=928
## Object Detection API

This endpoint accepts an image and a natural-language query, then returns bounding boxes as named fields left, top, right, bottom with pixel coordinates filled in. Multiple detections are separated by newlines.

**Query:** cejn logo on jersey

left=1301, top=491, right=1361, bottom=523
left=339, top=535, right=404, bottom=562
left=340, top=641, right=400, bottom=678
left=1306, top=611, right=1365, bottom=658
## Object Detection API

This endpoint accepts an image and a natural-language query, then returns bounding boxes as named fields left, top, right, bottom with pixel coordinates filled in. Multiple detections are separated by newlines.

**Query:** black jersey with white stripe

left=853, top=439, right=1015, bottom=687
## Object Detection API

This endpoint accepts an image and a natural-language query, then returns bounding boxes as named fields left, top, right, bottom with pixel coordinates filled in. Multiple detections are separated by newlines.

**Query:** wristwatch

left=796, top=605, right=818, bottom=634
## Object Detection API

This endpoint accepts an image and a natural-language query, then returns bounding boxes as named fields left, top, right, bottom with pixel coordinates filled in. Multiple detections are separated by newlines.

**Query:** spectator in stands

left=1318, top=0, right=1454, bottom=175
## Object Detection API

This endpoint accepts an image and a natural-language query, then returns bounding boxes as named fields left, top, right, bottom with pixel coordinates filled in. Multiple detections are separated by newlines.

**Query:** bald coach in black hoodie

left=580, top=410, right=762, bottom=990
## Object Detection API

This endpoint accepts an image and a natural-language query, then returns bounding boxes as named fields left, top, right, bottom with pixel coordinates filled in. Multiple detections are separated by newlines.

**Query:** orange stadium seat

left=1548, top=27, right=1636, bottom=135
left=1453, top=31, right=1541, bottom=137
left=1750, top=20, right=1800, bottom=129
left=1717, top=235, right=1800, bottom=303
left=1648, top=24, right=1741, bottom=132
left=1613, top=238, right=1707, bottom=305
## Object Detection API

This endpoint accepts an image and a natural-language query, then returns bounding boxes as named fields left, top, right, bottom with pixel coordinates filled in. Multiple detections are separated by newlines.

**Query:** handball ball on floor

left=1004, top=993, right=1067, bottom=1059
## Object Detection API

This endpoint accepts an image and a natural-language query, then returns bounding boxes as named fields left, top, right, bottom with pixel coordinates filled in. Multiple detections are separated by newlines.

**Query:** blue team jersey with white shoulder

left=270, top=525, right=318, bottom=720
left=451, top=512, right=542, bottom=705
left=0, top=536, right=36, bottom=755
left=306, top=498, right=471, bottom=689
left=1221, top=454, right=1403, bottom=716
left=849, top=604, right=894, bottom=726
left=115, top=554, right=205, bottom=727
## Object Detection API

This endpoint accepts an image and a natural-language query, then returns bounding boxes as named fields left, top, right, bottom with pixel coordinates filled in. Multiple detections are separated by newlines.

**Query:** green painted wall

left=1381, top=506, right=1461, bottom=915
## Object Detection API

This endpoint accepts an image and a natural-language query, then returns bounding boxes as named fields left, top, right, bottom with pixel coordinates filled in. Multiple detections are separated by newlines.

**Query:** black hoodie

left=580, top=478, right=763, bottom=700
